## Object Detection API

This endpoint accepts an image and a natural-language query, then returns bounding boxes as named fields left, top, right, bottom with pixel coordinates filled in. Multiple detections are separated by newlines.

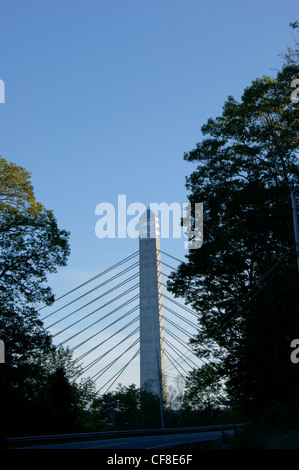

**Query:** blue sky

left=0, top=0, right=298, bottom=390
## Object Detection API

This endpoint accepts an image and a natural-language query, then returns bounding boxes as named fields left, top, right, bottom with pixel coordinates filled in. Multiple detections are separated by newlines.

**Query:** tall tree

left=281, top=21, right=299, bottom=66
left=167, top=64, right=299, bottom=417
left=0, top=157, right=74, bottom=437
left=0, top=157, right=70, bottom=308
left=91, top=384, right=162, bottom=430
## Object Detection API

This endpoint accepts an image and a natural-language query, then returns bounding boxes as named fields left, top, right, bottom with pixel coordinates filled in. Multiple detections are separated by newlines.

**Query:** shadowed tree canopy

left=0, top=157, right=76, bottom=437
left=0, top=156, right=70, bottom=307
left=167, top=64, right=299, bottom=416
left=91, top=384, right=162, bottom=430
left=281, top=22, right=299, bottom=66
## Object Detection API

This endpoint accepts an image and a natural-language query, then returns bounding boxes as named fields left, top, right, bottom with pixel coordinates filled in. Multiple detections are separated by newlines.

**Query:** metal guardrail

left=6, top=423, right=248, bottom=445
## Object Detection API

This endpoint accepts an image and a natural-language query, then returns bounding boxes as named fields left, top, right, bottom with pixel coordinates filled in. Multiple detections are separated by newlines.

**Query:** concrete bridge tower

left=139, top=209, right=166, bottom=402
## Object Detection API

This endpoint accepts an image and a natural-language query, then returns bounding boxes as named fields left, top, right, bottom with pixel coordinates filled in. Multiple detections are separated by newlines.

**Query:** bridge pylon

left=139, top=209, right=166, bottom=403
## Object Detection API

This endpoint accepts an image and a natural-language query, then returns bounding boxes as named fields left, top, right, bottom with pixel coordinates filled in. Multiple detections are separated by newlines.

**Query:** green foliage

left=0, top=157, right=70, bottom=307
left=183, top=364, right=226, bottom=410
left=0, top=157, right=94, bottom=438
left=0, top=303, right=95, bottom=437
left=91, top=384, right=162, bottom=430
left=0, top=156, right=41, bottom=214
left=167, top=64, right=299, bottom=418
left=280, top=22, right=299, bottom=66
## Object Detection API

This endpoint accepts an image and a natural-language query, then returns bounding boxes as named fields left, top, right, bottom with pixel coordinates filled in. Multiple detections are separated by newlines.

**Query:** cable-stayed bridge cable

left=163, top=314, right=196, bottom=340
left=157, top=249, right=185, bottom=265
left=91, top=338, right=140, bottom=383
left=97, top=348, right=140, bottom=395
left=47, top=274, right=139, bottom=330
left=163, top=330, right=210, bottom=372
left=163, top=326, right=206, bottom=368
left=70, top=336, right=139, bottom=384
left=38, top=251, right=138, bottom=312
left=72, top=316, right=139, bottom=366
left=41, top=261, right=139, bottom=321
left=159, top=261, right=178, bottom=272
left=158, top=271, right=172, bottom=279
left=58, top=296, right=139, bottom=346
left=161, top=303, right=198, bottom=331
left=164, top=350, right=185, bottom=381
left=163, top=346, right=188, bottom=377
left=67, top=304, right=139, bottom=351
left=162, top=314, right=215, bottom=358
left=161, top=292, right=199, bottom=318
left=163, top=337, right=189, bottom=375
left=51, top=283, right=139, bottom=338
left=77, top=326, right=140, bottom=373
left=104, top=349, right=140, bottom=394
